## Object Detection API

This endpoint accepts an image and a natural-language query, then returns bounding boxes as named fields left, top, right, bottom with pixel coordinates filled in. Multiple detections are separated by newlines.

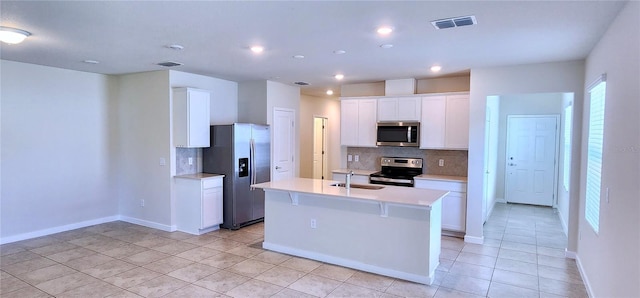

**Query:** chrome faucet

left=346, top=170, right=354, bottom=190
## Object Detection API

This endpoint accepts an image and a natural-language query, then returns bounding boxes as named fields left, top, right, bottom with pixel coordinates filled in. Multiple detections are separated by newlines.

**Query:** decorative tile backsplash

left=346, top=147, right=468, bottom=177
left=176, top=148, right=201, bottom=175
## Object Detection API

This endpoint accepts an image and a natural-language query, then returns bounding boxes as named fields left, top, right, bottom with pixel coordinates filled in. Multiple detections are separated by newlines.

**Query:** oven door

left=376, top=122, right=420, bottom=147
left=369, top=175, right=415, bottom=187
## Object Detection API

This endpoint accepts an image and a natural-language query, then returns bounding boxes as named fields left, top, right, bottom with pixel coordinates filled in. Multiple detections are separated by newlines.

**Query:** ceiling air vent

left=431, top=15, right=477, bottom=29
left=294, top=81, right=310, bottom=86
left=157, top=61, right=183, bottom=67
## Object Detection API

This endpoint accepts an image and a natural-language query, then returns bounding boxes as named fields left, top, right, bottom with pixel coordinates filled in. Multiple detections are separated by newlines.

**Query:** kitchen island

left=251, top=178, right=448, bottom=285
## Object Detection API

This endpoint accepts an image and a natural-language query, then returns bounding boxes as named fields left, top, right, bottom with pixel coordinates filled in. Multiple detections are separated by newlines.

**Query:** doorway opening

left=483, top=92, right=575, bottom=237
left=312, top=117, right=328, bottom=179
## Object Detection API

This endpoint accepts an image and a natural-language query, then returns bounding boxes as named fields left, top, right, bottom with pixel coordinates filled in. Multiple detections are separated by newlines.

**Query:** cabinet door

left=377, top=98, right=398, bottom=121
left=357, top=99, right=378, bottom=147
left=202, top=187, right=223, bottom=228
left=187, top=89, right=211, bottom=148
left=397, top=97, right=421, bottom=121
left=420, top=96, right=446, bottom=148
left=445, top=95, right=470, bottom=149
left=340, top=100, right=359, bottom=146
left=442, top=192, right=467, bottom=232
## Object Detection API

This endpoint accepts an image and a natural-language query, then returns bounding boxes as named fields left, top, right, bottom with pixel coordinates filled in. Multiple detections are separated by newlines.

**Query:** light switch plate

left=159, top=158, right=166, bottom=166
left=348, top=155, right=353, bottom=162
left=355, top=155, right=359, bottom=162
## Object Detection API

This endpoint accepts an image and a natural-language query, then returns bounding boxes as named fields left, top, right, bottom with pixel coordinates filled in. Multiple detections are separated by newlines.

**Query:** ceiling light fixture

left=0, top=26, right=31, bottom=44
left=250, top=46, right=264, bottom=53
left=377, top=27, right=393, bottom=35
left=326, top=90, right=334, bottom=95
left=83, top=60, right=100, bottom=64
left=334, top=74, right=344, bottom=80
left=430, top=65, right=442, bottom=72
left=333, top=50, right=346, bottom=55
left=293, top=55, right=305, bottom=59
left=380, top=44, right=394, bottom=49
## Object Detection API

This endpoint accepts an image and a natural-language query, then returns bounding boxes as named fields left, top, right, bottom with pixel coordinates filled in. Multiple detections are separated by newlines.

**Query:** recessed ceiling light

left=250, top=46, right=264, bottom=53
left=0, top=26, right=31, bottom=44
left=157, top=61, right=183, bottom=67
left=333, top=50, right=346, bottom=55
left=293, top=55, right=305, bottom=59
left=326, top=90, right=334, bottom=95
left=166, top=44, right=184, bottom=50
left=430, top=65, right=442, bottom=72
left=83, top=60, right=100, bottom=64
left=334, top=74, right=344, bottom=80
left=377, top=27, right=393, bottom=35
left=380, top=44, right=394, bottom=49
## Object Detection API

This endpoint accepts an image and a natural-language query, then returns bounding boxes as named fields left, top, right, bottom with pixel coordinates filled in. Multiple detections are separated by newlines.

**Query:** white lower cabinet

left=414, top=178, right=467, bottom=233
left=175, top=175, right=224, bottom=235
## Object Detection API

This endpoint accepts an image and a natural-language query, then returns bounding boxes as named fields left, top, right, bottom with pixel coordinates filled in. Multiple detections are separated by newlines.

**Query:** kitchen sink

left=330, top=183, right=385, bottom=190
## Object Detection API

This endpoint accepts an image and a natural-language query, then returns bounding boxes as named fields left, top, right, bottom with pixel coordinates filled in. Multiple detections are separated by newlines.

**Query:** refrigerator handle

left=250, top=138, right=256, bottom=189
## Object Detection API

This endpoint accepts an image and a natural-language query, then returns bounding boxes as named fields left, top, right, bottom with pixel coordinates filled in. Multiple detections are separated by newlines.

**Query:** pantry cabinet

left=377, top=96, right=421, bottom=121
left=173, top=88, right=210, bottom=148
left=175, top=174, right=224, bottom=235
left=340, top=98, right=377, bottom=147
left=420, top=93, right=469, bottom=149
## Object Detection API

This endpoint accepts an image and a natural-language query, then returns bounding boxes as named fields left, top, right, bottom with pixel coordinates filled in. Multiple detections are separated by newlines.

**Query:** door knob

left=509, top=163, right=517, bottom=166
left=275, top=166, right=282, bottom=170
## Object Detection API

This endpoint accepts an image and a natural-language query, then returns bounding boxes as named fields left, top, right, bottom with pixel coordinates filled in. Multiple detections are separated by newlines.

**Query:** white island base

left=254, top=179, right=446, bottom=285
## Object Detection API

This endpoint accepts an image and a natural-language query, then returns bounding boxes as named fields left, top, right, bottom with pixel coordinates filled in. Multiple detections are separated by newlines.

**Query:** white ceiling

left=0, top=1, right=626, bottom=97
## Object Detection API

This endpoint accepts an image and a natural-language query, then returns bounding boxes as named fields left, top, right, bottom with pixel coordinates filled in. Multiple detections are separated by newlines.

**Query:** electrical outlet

left=159, top=158, right=166, bottom=166
left=439, top=159, right=445, bottom=167
left=355, top=155, right=359, bottom=162
left=310, top=219, right=317, bottom=229
left=140, top=199, right=145, bottom=207
left=347, top=155, right=353, bottom=162
left=188, top=157, right=193, bottom=165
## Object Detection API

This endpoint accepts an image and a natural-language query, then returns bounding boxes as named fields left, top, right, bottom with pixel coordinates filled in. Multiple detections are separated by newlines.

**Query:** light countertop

left=174, top=173, right=224, bottom=180
left=415, top=174, right=467, bottom=183
left=252, top=178, right=448, bottom=208
left=332, top=169, right=378, bottom=175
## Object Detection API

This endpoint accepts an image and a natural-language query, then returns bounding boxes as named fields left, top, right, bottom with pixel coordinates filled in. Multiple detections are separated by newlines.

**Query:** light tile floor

left=0, top=203, right=587, bottom=297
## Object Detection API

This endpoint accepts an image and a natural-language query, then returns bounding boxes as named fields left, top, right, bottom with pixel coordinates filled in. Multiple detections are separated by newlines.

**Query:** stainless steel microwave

left=376, top=122, right=420, bottom=147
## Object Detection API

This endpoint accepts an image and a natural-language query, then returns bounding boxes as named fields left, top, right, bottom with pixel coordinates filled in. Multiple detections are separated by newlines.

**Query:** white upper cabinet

left=420, top=96, right=447, bottom=148
left=377, top=96, right=421, bottom=121
left=444, top=94, right=470, bottom=149
left=340, top=98, right=377, bottom=147
left=420, top=93, right=469, bottom=149
left=173, top=88, right=210, bottom=148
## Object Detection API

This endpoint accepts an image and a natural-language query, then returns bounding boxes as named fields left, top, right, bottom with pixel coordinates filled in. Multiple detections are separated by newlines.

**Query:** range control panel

left=380, top=157, right=423, bottom=169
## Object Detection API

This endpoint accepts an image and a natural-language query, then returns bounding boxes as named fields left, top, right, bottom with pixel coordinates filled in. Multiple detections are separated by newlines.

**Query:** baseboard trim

left=495, top=197, right=507, bottom=204
left=118, top=216, right=175, bottom=232
left=464, top=235, right=484, bottom=244
left=0, top=216, right=119, bottom=245
left=575, top=254, right=595, bottom=297
left=263, top=242, right=436, bottom=285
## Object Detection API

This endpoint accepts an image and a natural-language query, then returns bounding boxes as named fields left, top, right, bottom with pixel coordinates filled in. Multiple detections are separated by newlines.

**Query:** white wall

left=557, top=93, right=574, bottom=235
left=494, top=93, right=564, bottom=201
left=113, top=71, right=174, bottom=230
left=468, top=60, right=585, bottom=245
left=238, top=81, right=268, bottom=124
left=579, top=2, right=639, bottom=296
left=484, top=96, right=500, bottom=220
left=299, top=94, right=341, bottom=178
left=0, top=60, right=117, bottom=243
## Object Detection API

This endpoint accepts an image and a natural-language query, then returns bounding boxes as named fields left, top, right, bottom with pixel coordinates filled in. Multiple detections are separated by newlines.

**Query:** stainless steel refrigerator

left=202, top=123, right=270, bottom=230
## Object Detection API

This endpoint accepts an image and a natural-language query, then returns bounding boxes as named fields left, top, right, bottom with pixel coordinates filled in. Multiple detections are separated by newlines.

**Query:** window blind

left=563, top=105, right=572, bottom=191
left=585, top=75, right=606, bottom=234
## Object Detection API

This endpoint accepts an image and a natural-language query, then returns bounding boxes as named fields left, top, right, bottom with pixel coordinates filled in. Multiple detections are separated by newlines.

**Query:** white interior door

left=505, top=115, right=559, bottom=206
left=312, top=117, right=327, bottom=179
left=273, top=108, right=295, bottom=181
